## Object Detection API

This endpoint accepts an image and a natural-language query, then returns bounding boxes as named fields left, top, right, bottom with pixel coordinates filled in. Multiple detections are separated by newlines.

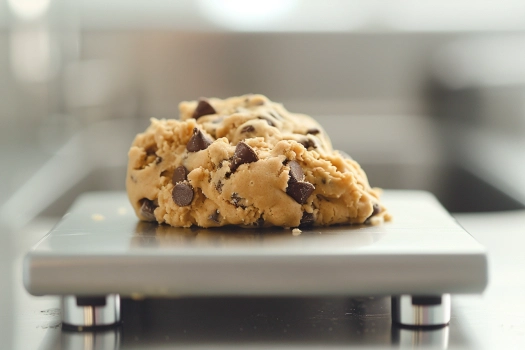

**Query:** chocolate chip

left=230, top=142, right=258, bottom=172
left=172, top=182, right=194, bottom=206
left=231, top=192, right=246, bottom=208
left=300, top=212, right=314, bottom=227
left=299, top=138, right=317, bottom=149
left=255, top=216, right=265, bottom=227
left=192, top=98, right=216, bottom=119
left=307, top=128, right=320, bottom=135
left=145, top=147, right=157, bottom=156
left=241, top=125, right=255, bottom=133
left=286, top=182, right=315, bottom=204
left=288, top=160, right=305, bottom=184
left=139, top=199, right=157, bottom=221
left=258, top=116, right=275, bottom=127
left=155, top=156, right=162, bottom=164
left=372, top=203, right=380, bottom=216
left=216, top=180, right=223, bottom=193
left=187, top=128, right=212, bottom=152
left=172, top=165, right=189, bottom=184
left=208, top=210, right=220, bottom=223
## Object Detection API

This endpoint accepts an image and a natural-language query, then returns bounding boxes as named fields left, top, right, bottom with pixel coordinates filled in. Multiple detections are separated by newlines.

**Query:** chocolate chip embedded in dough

left=192, top=98, right=216, bottom=119
left=365, top=204, right=381, bottom=222
left=372, top=203, right=380, bottom=216
left=155, top=156, right=162, bottom=164
left=139, top=198, right=157, bottom=221
left=299, top=138, right=317, bottom=149
left=240, top=125, right=255, bottom=133
left=216, top=180, right=223, bottom=193
left=257, top=116, right=275, bottom=127
left=287, top=160, right=305, bottom=184
left=286, top=182, right=315, bottom=204
left=255, top=216, right=265, bottom=227
left=300, top=212, right=314, bottom=227
left=230, top=141, right=258, bottom=172
left=306, top=128, right=320, bottom=135
left=186, top=128, right=212, bottom=152
left=208, top=210, right=220, bottom=223
left=172, top=182, right=194, bottom=206
left=230, top=192, right=246, bottom=208
left=172, top=165, right=189, bottom=184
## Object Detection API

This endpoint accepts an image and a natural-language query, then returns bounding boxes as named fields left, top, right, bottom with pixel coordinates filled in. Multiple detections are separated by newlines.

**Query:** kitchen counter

left=1, top=209, right=524, bottom=349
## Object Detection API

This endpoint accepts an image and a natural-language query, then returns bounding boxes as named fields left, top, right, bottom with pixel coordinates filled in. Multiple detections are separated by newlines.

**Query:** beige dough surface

left=126, top=94, right=391, bottom=228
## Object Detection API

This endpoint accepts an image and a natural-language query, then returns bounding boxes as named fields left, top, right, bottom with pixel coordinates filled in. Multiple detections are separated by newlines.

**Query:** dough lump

left=126, top=94, right=391, bottom=228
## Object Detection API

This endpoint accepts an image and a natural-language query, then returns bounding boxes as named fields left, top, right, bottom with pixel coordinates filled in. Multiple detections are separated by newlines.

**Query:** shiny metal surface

left=2, top=210, right=525, bottom=349
left=61, top=295, right=120, bottom=328
left=392, top=294, right=451, bottom=327
left=61, top=328, right=121, bottom=350
left=23, top=191, right=487, bottom=298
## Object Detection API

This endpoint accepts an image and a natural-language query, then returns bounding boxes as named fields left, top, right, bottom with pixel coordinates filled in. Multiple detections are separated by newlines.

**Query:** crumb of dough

left=292, top=228, right=302, bottom=236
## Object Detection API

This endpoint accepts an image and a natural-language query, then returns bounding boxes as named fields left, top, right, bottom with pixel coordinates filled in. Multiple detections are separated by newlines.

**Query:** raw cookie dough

left=126, top=94, right=391, bottom=228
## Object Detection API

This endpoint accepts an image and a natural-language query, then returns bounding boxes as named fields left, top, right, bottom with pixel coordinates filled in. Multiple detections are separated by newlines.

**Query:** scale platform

left=23, top=190, right=487, bottom=329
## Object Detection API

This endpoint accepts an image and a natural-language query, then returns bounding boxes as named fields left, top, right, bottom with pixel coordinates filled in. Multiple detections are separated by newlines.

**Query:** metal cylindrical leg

left=391, top=294, right=451, bottom=327
left=61, top=294, right=120, bottom=329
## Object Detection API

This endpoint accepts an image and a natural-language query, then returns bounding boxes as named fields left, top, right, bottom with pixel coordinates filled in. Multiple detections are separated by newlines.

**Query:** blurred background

left=1, top=0, right=525, bottom=347
left=2, top=0, right=525, bottom=224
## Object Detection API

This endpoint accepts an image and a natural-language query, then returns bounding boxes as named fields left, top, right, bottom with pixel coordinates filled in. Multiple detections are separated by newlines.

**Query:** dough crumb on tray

left=126, top=94, right=391, bottom=228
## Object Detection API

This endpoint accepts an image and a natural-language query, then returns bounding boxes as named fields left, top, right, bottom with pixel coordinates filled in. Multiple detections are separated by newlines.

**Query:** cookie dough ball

left=126, top=94, right=391, bottom=228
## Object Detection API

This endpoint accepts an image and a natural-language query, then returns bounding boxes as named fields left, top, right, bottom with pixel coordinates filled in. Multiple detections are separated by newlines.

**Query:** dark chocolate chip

left=192, top=98, right=216, bottom=119
left=155, top=156, right=162, bottom=164
left=299, top=138, right=317, bottom=149
left=286, top=182, right=315, bottom=204
left=216, top=180, right=223, bottom=193
left=288, top=160, right=305, bottom=184
left=241, top=125, right=255, bottom=133
left=258, top=116, right=275, bottom=127
left=255, top=216, right=265, bottom=227
left=231, top=192, right=246, bottom=208
left=365, top=204, right=381, bottom=223
left=145, top=147, right=157, bottom=156
left=172, top=182, right=194, bottom=206
left=300, top=212, right=314, bottom=227
left=230, top=142, right=258, bottom=172
left=172, top=165, right=189, bottom=184
left=306, top=128, right=320, bottom=135
left=139, top=199, right=157, bottom=221
left=187, top=128, right=212, bottom=152
left=208, top=210, right=220, bottom=223
left=372, top=203, right=380, bottom=216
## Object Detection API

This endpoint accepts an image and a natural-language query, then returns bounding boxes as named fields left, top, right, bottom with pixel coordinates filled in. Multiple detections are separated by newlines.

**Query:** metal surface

left=392, top=294, right=451, bottom=327
left=61, top=295, right=120, bottom=328
left=23, top=190, right=487, bottom=298
left=3, top=209, right=525, bottom=349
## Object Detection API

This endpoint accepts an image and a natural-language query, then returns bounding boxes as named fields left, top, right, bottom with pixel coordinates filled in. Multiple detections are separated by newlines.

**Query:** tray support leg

left=391, top=294, right=451, bottom=327
left=61, top=294, right=120, bottom=330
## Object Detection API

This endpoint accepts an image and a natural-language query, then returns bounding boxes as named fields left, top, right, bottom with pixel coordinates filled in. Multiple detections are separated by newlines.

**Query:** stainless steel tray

left=23, top=190, right=487, bottom=297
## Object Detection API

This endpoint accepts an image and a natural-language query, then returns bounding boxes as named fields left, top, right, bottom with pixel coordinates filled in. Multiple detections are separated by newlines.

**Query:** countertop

left=1, top=209, right=524, bottom=349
